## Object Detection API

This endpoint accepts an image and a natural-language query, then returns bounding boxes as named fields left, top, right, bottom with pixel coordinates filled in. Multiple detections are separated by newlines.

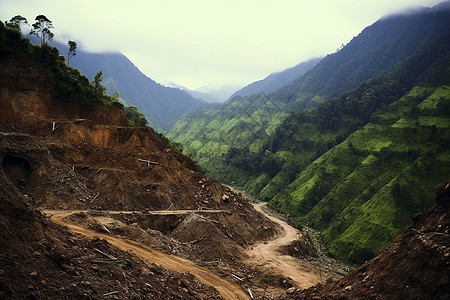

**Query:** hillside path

left=245, top=203, right=321, bottom=289
left=45, top=210, right=249, bottom=300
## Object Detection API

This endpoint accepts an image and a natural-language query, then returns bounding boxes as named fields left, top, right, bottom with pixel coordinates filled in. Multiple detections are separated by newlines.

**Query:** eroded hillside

left=0, top=22, right=328, bottom=299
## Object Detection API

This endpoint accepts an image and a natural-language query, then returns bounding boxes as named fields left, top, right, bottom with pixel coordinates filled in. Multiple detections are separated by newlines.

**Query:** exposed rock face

left=282, top=180, right=450, bottom=300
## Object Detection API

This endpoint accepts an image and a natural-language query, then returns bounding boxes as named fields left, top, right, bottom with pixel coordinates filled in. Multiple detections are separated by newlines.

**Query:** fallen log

left=193, top=213, right=219, bottom=224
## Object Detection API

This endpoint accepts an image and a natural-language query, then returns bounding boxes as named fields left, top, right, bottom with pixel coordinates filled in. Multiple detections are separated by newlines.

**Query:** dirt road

left=46, top=210, right=249, bottom=300
left=246, top=203, right=321, bottom=289
left=43, top=209, right=226, bottom=216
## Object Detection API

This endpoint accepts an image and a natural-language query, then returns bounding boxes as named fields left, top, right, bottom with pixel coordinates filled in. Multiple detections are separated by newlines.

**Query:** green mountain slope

left=230, top=57, right=321, bottom=99
left=227, top=30, right=450, bottom=263
left=271, top=3, right=450, bottom=107
left=270, top=85, right=450, bottom=263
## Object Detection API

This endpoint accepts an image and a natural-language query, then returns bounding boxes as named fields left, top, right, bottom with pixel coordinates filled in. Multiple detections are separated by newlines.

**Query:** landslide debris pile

left=0, top=22, right=283, bottom=298
left=282, top=180, right=450, bottom=300
left=0, top=177, right=222, bottom=299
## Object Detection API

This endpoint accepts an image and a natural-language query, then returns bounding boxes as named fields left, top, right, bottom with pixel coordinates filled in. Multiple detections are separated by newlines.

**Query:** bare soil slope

left=47, top=210, right=249, bottom=300
left=0, top=36, right=315, bottom=299
left=0, top=177, right=222, bottom=299
left=0, top=52, right=281, bottom=253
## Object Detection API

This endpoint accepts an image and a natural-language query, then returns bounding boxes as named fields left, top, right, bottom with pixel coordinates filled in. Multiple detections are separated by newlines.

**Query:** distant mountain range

left=166, top=82, right=236, bottom=103
left=29, top=36, right=208, bottom=132
left=71, top=51, right=212, bottom=132
left=230, top=57, right=321, bottom=99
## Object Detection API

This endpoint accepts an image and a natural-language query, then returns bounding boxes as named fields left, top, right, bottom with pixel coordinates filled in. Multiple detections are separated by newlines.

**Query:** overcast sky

left=0, top=0, right=444, bottom=91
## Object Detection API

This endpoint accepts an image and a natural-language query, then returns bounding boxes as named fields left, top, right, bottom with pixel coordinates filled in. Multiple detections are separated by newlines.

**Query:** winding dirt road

left=46, top=210, right=249, bottom=300
left=245, top=203, right=321, bottom=289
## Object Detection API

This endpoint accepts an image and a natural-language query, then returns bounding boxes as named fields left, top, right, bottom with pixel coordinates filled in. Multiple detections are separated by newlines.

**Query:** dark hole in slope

left=1, top=154, right=31, bottom=187
left=126, top=214, right=184, bottom=235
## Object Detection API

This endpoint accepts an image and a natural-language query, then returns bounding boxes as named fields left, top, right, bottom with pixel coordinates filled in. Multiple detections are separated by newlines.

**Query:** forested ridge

left=169, top=2, right=450, bottom=263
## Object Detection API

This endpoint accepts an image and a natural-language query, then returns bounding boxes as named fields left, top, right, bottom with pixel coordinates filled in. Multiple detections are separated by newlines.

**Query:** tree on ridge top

left=5, top=15, right=28, bottom=33
left=67, top=40, right=77, bottom=66
left=31, top=15, right=54, bottom=45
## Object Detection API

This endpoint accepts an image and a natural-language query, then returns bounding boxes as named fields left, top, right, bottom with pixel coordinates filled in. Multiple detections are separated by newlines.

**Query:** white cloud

left=0, top=0, right=443, bottom=89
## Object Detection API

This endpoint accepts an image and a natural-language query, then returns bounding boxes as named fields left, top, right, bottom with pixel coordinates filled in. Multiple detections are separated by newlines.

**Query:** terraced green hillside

left=270, top=85, right=450, bottom=263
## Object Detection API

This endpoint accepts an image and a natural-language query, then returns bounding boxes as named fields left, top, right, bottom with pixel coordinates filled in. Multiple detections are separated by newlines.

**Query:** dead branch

left=89, top=192, right=100, bottom=204
left=193, top=213, right=219, bottom=224
left=94, top=248, right=117, bottom=261
left=101, top=224, right=111, bottom=234
left=232, top=274, right=243, bottom=281
left=191, top=238, right=204, bottom=244
left=247, top=288, right=254, bottom=299
left=103, top=291, right=119, bottom=296
left=138, top=158, right=160, bottom=167
left=203, top=260, right=221, bottom=265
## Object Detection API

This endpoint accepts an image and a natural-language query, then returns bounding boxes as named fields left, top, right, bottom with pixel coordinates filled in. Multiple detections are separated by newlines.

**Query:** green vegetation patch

left=392, top=118, right=416, bottom=128
left=418, top=85, right=450, bottom=110
left=362, top=154, right=377, bottom=165
left=419, top=116, right=450, bottom=128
